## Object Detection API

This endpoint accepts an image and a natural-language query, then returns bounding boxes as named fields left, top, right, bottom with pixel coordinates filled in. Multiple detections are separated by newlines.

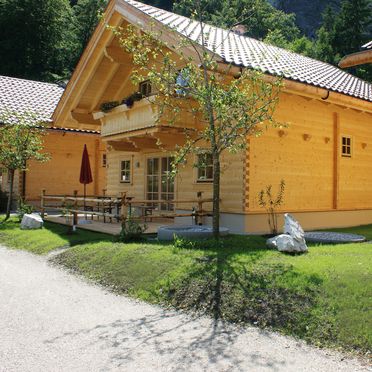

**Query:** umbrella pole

left=84, top=183, right=87, bottom=220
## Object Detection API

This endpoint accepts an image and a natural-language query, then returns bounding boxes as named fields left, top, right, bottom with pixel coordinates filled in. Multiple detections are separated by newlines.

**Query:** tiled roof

left=0, top=75, right=64, bottom=122
left=362, top=41, right=372, bottom=49
left=123, top=0, right=372, bottom=103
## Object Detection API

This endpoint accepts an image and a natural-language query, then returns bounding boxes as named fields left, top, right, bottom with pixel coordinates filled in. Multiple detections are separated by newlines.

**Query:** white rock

left=283, top=213, right=308, bottom=252
left=284, top=213, right=304, bottom=240
left=267, top=234, right=295, bottom=252
left=267, top=214, right=308, bottom=253
left=20, top=213, right=44, bottom=230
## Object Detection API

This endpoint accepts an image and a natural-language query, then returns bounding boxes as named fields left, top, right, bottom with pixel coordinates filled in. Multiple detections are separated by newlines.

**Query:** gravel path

left=0, top=245, right=369, bottom=372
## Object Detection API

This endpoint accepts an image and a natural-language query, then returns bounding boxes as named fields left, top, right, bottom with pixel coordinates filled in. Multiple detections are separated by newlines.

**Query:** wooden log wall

left=247, top=92, right=372, bottom=213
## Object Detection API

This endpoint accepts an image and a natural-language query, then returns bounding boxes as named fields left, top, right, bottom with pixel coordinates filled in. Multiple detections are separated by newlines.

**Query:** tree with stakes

left=107, top=0, right=283, bottom=238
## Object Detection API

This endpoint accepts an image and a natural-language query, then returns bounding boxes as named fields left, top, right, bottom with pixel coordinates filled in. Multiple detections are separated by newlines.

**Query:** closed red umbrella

left=80, top=144, right=93, bottom=211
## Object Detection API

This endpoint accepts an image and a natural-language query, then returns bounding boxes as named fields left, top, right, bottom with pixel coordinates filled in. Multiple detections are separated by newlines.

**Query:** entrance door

left=147, top=157, right=174, bottom=211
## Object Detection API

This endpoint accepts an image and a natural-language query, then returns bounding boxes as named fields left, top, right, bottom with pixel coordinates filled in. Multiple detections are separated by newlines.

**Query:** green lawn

left=0, top=217, right=371, bottom=354
left=0, top=218, right=112, bottom=255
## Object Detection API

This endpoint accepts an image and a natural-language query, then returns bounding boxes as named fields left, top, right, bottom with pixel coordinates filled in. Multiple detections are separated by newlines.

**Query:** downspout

left=321, top=90, right=330, bottom=101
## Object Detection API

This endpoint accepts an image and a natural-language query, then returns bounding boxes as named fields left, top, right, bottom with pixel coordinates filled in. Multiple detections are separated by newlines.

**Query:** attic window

left=139, top=80, right=152, bottom=97
left=341, top=136, right=352, bottom=157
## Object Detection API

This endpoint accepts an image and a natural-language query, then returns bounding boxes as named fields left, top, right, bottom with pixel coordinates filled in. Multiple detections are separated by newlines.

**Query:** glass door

left=147, top=157, right=174, bottom=211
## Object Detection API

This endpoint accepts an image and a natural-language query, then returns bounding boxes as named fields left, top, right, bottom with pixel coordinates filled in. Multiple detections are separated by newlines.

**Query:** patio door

left=147, top=157, right=174, bottom=211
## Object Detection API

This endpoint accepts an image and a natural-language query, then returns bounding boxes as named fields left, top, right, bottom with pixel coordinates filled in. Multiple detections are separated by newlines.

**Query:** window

left=139, top=80, right=152, bottom=97
left=197, top=152, right=213, bottom=182
left=102, top=154, right=107, bottom=168
left=341, top=136, right=352, bottom=157
left=175, top=68, right=190, bottom=96
left=120, top=160, right=131, bottom=182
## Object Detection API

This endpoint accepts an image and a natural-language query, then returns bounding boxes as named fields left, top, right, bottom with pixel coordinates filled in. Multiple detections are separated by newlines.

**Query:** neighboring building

left=53, top=0, right=372, bottom=233
left=339, top=41, right=372, bottom=68
left=0, top=75, right=107, bottom=206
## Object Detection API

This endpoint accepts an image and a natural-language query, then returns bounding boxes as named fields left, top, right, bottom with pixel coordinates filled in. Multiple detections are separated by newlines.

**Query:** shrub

left=16, top=199, right=34, bottom=221
left=119, top=216, right=147, bottom=242
left=258, top=179, right=285, bottom=235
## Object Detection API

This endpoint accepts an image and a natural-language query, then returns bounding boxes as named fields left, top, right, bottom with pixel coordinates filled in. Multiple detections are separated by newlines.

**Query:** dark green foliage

left=315, top=0, right=372, bottom=80
left=100, top=101, right=120, bottom=113
left=0, top=0, right=371, bottom=83
left=0, top=0, right=77, bottom=81
left=144, top=0, right=174, bottom=10
left=174, top=0, right=301, bottom=44
left=72, top=0, right=108, bottom=60
left=16, top=199, right=34, bottom=221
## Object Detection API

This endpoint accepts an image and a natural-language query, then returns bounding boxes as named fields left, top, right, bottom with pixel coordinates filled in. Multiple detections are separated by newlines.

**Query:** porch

left=40, top=190, right=213, bottom=236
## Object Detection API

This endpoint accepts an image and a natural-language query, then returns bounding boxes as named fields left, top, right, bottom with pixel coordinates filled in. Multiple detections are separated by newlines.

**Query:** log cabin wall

left=24, top=131, right=107, bottom=202
left=245, top=92, right=372, bottom=233
left=105, top=147, right=245, bottom=214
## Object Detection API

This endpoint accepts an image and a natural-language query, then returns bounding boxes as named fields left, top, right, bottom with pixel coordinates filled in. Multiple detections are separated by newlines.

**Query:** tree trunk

left=5, top=169, right=14, bottom=221
left=212, top=152, right=220, bottom=239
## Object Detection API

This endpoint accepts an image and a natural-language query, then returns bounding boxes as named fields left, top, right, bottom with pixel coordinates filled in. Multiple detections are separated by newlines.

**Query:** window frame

left=341, top=136, right=352, bottom=158
left=139, top=80, right=152, bottom=97
left=120, top=159, right=131, bottom=183
left=196, top=152, right=214, bottom=183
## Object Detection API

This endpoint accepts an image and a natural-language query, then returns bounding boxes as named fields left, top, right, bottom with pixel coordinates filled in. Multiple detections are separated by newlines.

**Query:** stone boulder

left=266, top=214, right=308, bottom=253
left=20, top=213, right=43, bottom=230
left=267, top=234, right=296, bottom=252
left=283, top=213, right=307, bottom=252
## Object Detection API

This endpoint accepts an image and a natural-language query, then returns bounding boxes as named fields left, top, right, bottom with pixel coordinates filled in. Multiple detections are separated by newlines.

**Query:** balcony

left=93, top=96, right=202, bottom=139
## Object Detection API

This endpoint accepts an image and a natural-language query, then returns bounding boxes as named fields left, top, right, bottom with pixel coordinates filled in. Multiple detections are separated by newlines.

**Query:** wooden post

left=197, top=191, right=203, bottom=225
left=73, top=190, right=78, bottom=230
left=40, top=189, right=46, bottom=218
left=120, top=192, right=128, bottom=226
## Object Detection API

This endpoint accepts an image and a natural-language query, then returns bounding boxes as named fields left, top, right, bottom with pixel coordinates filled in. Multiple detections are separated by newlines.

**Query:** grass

left=54, top=234, right=372, bottom=354
left=0, top=216, right=371, bottom=354
left=0, top=217, right=112, bottom=255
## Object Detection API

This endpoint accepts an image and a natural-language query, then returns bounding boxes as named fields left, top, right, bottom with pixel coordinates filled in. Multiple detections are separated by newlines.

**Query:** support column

left=333, top=112, right=340, bottom=209
left=94, top=139, right=100, bottom=195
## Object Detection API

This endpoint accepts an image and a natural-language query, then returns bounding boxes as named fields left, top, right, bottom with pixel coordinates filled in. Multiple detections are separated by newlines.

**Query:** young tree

left=109, top=1, right=282, bottom=237
left=0, top=113, right=49, bottom=221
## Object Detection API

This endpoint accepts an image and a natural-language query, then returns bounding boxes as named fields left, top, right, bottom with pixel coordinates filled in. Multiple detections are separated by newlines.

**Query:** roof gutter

left=218, top=62, right=372, bottom=114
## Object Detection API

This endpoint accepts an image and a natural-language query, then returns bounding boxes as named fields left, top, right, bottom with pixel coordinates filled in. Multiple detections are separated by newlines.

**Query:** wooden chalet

left=52, top=0, right=372, bottom=233
left=0, top=75, right=106, bottom=207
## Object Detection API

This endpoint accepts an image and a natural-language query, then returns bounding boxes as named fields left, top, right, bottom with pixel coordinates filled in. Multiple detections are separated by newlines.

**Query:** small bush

left=118, top=217, right=147, bottom=242
left=16, top=199, right=34, bottom=221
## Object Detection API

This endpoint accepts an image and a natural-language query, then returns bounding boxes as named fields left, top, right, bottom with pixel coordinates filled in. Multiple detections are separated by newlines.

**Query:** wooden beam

left=339, top=49, right=372, bottom=68
left=151, top=132, right=188, bottom=148
left=104, top=46, right=130, bottom=64
left=129, top=137, right=159, bottom=149
left=107, top=140, right=140, bottom=152
left=89, top=61, right=120, bottom=111
left=71, top=111, right=100, bottom=126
